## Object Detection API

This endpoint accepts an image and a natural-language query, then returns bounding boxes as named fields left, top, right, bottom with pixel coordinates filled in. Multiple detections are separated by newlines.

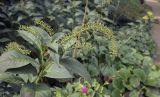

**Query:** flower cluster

left=108, top=37, right=117, bottom=58
left=5, top=42, right=31, bottom=55
left=53, top=79, right=109, bottom=97
left=19, top=25, right=37, bottom=35
left=34, top=19, right=54, bottom=36
left=81, top=85, right=88, bottom=94
left=58, top=21, right=117, bottom=58
left=72, top=42, right=93, bottom=50
left=142, top=11, right=155, bottom=22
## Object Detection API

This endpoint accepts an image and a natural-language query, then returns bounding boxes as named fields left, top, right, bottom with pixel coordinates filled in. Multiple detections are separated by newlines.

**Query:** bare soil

left=145, top=0, right=160, bottom=65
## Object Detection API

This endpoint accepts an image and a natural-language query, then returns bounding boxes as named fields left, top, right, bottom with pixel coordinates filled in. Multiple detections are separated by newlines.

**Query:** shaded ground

left=145, top=0, right=160, bottom=65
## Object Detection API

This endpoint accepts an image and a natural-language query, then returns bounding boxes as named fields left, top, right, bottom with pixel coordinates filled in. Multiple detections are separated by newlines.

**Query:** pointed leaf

left=45, top=63, right=73, bottom=79
left=17, top=30, right=42, bottom=51
left=19, top=74, right=36, bottom=83
left=61, top=57, right=91, bottom=81
left=52, top=32, right=65, bottom=42
left=49, top=49, right=60, bottom=64
left=6, top=64, right=37, bottom=75
left=29, top=26, right=51, bottom=45
left=0, top=51, right=39, bottom=72
left=0, top=73, right=24, bottom=85
left=48, top=43, right=59, bottom=53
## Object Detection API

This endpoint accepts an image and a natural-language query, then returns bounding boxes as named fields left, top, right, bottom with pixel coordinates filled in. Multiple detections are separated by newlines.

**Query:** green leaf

left=52, top=33, right=65, bottom=42
left=48, top=42, right=59, bottom=53
left=45, top=63, right=73, bottom=79
left=143, top=57, right=153, bottom=65
left=67, top=18, right=74, bottom=25
left=0, top=37, right=10, bottom=43
left=0, top=51, right=39, bottom=72
left=61, top=57, right=91, bottom=81
left=133, top=68, right=146, bottom=81
left=29, top=26, right=51, bottom=45
left=20, top=83, right=52, bottom=97
left=145, top=87, right=160, bottom=97
left=129, top=90, right=139, bottom=97
left=100, top=66, right=116, bottom=76
left=145, top=70, right=160, bottom=87
left=0, top=73, right=24, bottom=85
left=70, top=92, right=80, bottom=97
left=6, top=64, right=37, bottom=75
left=129, top=77, right=140, bottom=88
left=49, top=51, right=60, bottom=65
left=63, top=38, right=76, bottom=50
left=17, top=30, right=42, bottom=51
left=119, top=68, right=131, bottom=82
left=19, top=74, right=36, bottom=83
left=111, top=89, right=122, bottom=97
left=72, top=1, right=82, bottom=7
left=66, top=83, right=73, bottom=94
left=88, top=64, right=99, bottom=77
left=112, top=77, right=124, bottom=90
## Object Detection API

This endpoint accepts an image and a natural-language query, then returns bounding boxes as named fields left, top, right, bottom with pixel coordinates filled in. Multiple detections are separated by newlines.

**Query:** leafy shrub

left=0, top=18, right=117, bottom=96
left=116, top=21, right=156, bottom=59
left=0, top=0, right=115, bottom=56
left=0, top=4, right=18, bottom=53
left=0, top=20, right=90, bottom=96
left=111, top=65, right=160, bottom=97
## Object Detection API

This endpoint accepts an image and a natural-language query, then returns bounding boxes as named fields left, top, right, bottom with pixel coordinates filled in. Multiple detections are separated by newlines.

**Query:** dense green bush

left=0, top=0, right=160, bottom=97
left=0, top=19, right=118, bottom=97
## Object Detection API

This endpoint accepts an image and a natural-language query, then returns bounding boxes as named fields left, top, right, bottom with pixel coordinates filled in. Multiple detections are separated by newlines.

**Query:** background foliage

left=0, top=0, right=160, bottom=97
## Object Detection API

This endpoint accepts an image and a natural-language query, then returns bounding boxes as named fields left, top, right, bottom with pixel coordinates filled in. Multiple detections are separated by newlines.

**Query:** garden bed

left=0, top=0, right=160, bottom=97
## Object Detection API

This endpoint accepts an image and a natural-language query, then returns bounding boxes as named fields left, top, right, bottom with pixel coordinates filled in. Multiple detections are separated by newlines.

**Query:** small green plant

left=111, top=64, right=160, bottom=97
left=53, top=79, right=110, bottom=97
left=142, top=11, right=155, bottom=23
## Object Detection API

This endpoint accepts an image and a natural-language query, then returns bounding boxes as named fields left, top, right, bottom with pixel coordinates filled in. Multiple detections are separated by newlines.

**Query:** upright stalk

left=34, top=49, right=44, bottom=84
left=20, top=0, right=25, bottom=10
left=72, top=0, right=88, bottom=58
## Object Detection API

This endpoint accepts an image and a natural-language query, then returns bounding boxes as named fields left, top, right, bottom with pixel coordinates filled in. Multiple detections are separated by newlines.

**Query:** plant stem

left=20, top=0, right=25, bottom=10
left=34, top=49, right=45, bottom=84
left=40, top=51, right=44, bottom=66
left=72, top=0, right=88, bottom=58
left=35, top=51, right=53, bottom=83
left=82, top=0, right=88, bottom=25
